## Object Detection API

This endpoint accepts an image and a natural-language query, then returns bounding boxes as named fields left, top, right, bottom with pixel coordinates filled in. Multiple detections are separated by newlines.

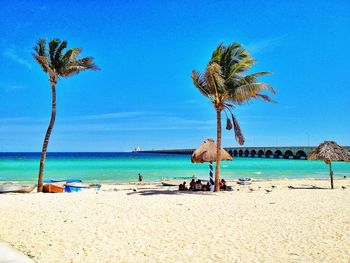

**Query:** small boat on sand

left=161, top=180, right=181, bottom=186
left=0, top=184, right=36, bottom=194
left=64, top=183, right=101, bottom=192
left=43, top=184, right=64, bottom=193
left=237, top=178, right=252, bottom=185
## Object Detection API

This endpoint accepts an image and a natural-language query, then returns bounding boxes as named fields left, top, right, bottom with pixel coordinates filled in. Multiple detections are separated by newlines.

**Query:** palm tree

left=33, top=39, right=99, bottom=192
left=191, top=42, right=275, bottom=192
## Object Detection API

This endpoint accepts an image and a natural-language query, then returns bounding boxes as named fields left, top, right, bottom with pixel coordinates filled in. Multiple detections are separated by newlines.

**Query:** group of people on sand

left=179, top=178, right=227, bottom=191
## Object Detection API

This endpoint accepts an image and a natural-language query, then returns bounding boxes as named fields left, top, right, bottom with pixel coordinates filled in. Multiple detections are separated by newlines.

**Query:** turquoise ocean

left=0, top=152, right=349, bottom=183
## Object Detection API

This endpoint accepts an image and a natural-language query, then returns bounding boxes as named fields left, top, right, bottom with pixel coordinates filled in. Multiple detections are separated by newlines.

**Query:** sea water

left=0, top=152, right=349, bottom=183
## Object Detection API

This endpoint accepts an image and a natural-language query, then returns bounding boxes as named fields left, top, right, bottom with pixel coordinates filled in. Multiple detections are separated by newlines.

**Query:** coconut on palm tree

left=33, top=39, right=99, bottom=192
left=191, top=42, right=275, bottom=192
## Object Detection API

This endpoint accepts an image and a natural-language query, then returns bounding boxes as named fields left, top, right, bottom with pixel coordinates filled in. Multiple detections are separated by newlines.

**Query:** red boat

left=43, top=184, right=64, bottom=193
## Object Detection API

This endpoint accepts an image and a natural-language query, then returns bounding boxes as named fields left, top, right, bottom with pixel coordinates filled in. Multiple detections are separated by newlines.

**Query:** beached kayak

left=44, top=179, right=82, bottom=183
left=65, top=183, right=101, bottom=192
left=43, top=184, right=65, bottom=193
left=0, top=184, right=36, bottom=194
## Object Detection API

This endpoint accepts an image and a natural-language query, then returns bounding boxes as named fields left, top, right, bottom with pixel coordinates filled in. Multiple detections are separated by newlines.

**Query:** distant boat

left=0, top=184, right=36, bottom=194
left=43, top=184, right=64, bottom=193
left=133, top=146, right=141, bottom=152
left=65, top=183, right=101, bottom=192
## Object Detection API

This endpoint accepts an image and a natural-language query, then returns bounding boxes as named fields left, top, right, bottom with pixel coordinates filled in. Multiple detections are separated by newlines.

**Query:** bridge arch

left=251, top=150, right=257, bottom=157
left=229, top=150, right=233, bottom=156
left=295, top=150, right=307, bottom=160
left=274, top=150, right=283, bottom=159
left=258, top=150, right=264, bottom=158
left=244, top=150, right=249, bottom=157
left=238, top=150, right=243, bottom=157
left=266, top=150, right=273, bottom=158
left=284, top=150, right=294, bottom=159
left=233, top=150, right=238, bottom=157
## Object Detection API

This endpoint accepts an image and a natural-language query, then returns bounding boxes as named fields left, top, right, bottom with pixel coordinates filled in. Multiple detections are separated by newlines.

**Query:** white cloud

left=0, top=82, right=26, bottom=92
left=75, top=111, right=147, bottom=120
left=246, top=35, right=286, bottom=54
left=0, top=117, right=30, bottom=123
left=3, top=48, right=32, bottom=69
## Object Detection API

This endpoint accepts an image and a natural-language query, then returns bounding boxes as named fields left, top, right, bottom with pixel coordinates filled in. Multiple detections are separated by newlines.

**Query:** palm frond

left=33, top=39, right=47, bottom=57
left=48, top=39, right=60, bottom=66
left=245, top=71, right=272, bottom=78
left=231, top=113, right=245, bottom=145
left=255, top=93, right=277, bottom=103
left=210, top=43, right=224, bottom=64
left=61, top=48, right=82, bottom=64
left=33, top=55, right=54, bottom=75
left=228, top=56, right=255, bottom=79
left=230, top=84, right=276, bottom=104
left=54, top=40, right=67, bottom=63
left=224, top=43, right=247, bottom=65
left=191, top=70, right=213, bottom=99
left=226, top=117, right=233, bottom=130
left=60, top=57, right=99, bottom=77
left=205, top=62, right=225, bottom=99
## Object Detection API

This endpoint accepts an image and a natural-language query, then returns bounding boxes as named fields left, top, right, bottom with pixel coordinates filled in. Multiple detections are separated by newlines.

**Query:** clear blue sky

left=0, top=0, right=349, bottom=152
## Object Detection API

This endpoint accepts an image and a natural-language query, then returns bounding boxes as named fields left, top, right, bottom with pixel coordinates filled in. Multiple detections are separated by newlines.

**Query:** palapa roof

left=308, top=141, right=350, bottom=163
left=191, top=138, right=232, bottom=163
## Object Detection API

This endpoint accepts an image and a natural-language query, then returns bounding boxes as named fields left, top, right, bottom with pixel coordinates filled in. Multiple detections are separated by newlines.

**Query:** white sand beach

left=0, top=179, right=349, bottom=263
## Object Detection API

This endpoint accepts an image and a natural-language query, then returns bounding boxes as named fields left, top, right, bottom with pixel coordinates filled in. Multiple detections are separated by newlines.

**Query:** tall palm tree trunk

left=329, top=161, right=334, bottom=189
left=37, top=79, right=57, bottom=192
left=214, top=108, right=222, bottom=192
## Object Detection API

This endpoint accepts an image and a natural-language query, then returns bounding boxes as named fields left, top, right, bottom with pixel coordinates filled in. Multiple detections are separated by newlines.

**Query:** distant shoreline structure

left=132, top=146, right=141, bottom=152
left=140, top=145, right=350, bottom=160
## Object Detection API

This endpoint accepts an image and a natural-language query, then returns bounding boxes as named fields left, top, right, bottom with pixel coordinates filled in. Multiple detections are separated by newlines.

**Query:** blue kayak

left=44, top=179, right=82, bottom=183
left=65, top=183, right=101, bottom=193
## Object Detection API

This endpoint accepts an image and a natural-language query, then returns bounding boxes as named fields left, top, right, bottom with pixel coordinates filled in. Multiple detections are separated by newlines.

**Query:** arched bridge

left=225, top=146, right=350, bottom=159
left=141, top=146, right=350, bottom=160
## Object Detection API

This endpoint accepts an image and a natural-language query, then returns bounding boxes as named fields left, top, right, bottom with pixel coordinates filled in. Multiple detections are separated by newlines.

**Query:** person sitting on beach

left=205, top=182, right=210, bottom=191
left=195, top=180, right=202, bottom=191
left=220, top=179, right=227, bottom=190
left=179, top=182, right=188, bottom=191
left=190, top=179, right=195, bottom=190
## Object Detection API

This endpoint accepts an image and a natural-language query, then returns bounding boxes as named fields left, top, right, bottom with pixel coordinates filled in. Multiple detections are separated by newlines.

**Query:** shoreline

left=0, top=176, right=347, bottom=185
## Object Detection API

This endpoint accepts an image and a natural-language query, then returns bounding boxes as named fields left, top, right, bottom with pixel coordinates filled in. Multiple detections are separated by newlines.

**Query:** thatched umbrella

left=191, top=139, right=232, bottom=191
left=308, top=141, right=350, bottom=189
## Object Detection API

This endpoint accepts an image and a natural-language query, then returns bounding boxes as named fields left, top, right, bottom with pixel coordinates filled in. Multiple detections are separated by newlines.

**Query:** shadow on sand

left=127, top=189, right=216, bottom=196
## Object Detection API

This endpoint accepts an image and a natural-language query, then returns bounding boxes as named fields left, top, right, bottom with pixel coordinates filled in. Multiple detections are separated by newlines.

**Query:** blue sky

left=0, top=0, right=349, bottom=151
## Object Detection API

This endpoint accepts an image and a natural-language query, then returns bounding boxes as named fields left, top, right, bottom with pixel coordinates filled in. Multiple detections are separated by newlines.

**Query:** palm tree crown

left=192, top=42, right=275, bottom=145
left=33, top=39, right=99, bottom=81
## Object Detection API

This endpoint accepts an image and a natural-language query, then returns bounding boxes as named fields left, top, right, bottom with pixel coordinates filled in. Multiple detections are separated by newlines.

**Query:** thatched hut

left=191, top=139, right=232, bottom=191
left=308, top=141, right=350, bottom=189
left=191, top=138, right=232, bottom=163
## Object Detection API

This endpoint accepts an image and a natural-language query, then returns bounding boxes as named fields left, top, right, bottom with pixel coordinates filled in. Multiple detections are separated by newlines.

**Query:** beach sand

left=0, top=179, right=349, bottom=262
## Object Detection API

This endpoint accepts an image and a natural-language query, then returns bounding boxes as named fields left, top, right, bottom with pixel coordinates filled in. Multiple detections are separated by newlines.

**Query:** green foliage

left=191, top=42, right=276, bottom=145
left=33, top=38, right=99, bottom=81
